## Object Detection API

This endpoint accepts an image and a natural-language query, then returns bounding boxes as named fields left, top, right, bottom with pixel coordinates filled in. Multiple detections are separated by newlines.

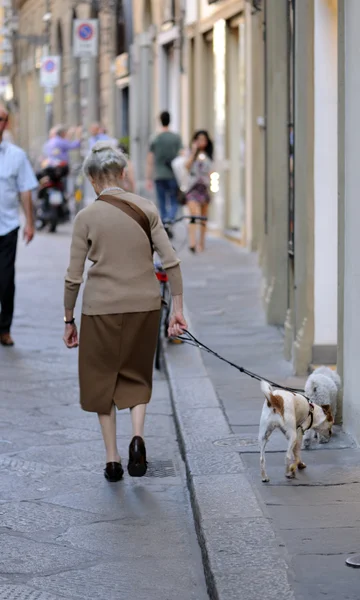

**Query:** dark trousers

left=155, top=178, right=178, bottom=223
left=0, top=228, right=19, bottom=334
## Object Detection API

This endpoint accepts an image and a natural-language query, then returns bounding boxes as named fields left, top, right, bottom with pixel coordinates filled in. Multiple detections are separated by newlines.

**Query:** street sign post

left=40, top=56, right=60, bottom=88
left=73, top=19, right=98, bottom=57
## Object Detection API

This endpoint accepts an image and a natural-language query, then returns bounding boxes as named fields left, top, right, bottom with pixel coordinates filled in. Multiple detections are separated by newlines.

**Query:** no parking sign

left=73, top=19, right=98, bottom=57
left=40, top=56, right=60, bottom=88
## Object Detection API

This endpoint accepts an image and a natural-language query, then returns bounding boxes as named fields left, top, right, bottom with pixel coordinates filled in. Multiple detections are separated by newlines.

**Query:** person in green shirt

left=146, top=111, right=182, bottom=224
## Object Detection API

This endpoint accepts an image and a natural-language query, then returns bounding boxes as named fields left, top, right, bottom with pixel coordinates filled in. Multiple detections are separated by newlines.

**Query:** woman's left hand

left=63, top=324, right=79, bottom=348
left=168, top=312, right=188, bottom=338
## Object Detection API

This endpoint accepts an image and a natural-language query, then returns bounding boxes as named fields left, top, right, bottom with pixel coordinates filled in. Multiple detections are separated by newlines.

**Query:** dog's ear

left=321, top=404, right=334, bottom=422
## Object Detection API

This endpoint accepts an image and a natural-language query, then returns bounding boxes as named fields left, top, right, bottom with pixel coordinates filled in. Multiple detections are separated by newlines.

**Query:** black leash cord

left=176, top=330, right=307, bottom=396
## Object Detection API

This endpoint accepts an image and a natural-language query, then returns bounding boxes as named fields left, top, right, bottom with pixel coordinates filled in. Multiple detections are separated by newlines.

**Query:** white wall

left=343, top=0, right=360, bottom=441
left=313, top=0, right=338, bottom=346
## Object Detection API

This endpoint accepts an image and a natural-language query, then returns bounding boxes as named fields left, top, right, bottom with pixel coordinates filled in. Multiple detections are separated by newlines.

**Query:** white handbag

left=171, top=155, right=190, bottom=193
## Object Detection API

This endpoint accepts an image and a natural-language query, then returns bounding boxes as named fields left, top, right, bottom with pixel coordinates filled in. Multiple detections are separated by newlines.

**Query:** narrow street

left=166, top=233, right=360, bottom=600
left=0, top=226, right=209, bottom=600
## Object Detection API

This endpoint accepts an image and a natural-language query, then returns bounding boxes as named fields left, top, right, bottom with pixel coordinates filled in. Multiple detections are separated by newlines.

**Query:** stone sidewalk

left=165, top=234, right=360, bottom=600
left=0, top=226, right=209, bottom=600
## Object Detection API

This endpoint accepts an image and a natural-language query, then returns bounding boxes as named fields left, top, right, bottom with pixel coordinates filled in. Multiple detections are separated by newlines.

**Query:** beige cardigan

left=64, top=190, right=182, bottom=315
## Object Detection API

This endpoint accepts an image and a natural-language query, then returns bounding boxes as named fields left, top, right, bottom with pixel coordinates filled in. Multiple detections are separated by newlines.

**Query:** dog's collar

left=297, top=403, right=315, bottom=434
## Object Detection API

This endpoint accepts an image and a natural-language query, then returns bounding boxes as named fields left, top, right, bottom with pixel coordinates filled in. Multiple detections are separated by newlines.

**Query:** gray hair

left=53, top=124, right=67, bottom=137
left=83, top=141, right=127, bottom=182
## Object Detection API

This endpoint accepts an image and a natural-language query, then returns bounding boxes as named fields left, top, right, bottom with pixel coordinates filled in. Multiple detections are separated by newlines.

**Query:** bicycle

left=154, top=215, right=207, bottom=370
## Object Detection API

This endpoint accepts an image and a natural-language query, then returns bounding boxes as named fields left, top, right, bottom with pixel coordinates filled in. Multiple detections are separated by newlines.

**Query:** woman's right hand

left=191, top=141, right=198, bottom=155
left=168, top=312, right=188, bottom=338
left=63, top=324, right=79, bottom=349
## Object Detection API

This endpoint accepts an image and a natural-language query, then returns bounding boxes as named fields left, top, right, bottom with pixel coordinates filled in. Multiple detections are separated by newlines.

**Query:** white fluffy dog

left=303, top=367, right=341, bottom=448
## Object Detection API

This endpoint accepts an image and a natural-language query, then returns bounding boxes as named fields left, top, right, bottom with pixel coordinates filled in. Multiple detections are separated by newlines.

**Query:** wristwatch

left=64, top=317, right=75, bottom=325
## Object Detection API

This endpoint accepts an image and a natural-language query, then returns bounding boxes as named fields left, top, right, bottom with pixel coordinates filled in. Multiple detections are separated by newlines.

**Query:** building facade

left=261, top=0, right=338, bottom=379
left=11, top=0, right=133, bottom=160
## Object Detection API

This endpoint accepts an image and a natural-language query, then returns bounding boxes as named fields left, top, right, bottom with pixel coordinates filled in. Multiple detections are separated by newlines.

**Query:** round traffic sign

left=77, top=22, right=94, bottom=41
left=43, top=59, right=56, bottom=72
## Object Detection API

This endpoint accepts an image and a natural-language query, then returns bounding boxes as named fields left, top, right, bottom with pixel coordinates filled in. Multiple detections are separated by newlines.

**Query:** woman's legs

left=98, top=403, right=121, bottom=463
left=198, top=203, right=209, bottom=252
left=130, top=403, right=147, bottom=438
left=187, top=199, right=201, bottom=249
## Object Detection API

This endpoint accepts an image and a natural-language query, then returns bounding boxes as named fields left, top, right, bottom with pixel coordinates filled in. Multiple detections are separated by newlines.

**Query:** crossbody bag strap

left=98, top=194, right=153, bottom=254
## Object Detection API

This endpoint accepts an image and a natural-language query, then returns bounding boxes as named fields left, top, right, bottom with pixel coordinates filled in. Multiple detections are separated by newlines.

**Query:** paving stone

left=268, top=503, right=360, bottom=530
left=30, top=558, right=208, bottom=600
left=45, top=481, right=191, bottom=520
left=290, top=555, right=360, bottom=600
left=280, top=526, right=360, bottom=555
left=212, top=570, right=295, bottom=600
left=242, top=453, right=360, bottom=486
left=0, top=536, right=98, bottom=575
left=192, top=474, right=263, bottom=520
left=170, top=377, right=220, bottom=409
left=201, top=517, right=285, bottom=568
left=56, top=518, right=194, bottom=557
left=0, top=465, right=108, bottom=503
left=186, top=450, right=245, bottom=476
left=255, top=482, right=360, bottom=506
left=178, top=408, right=231, bottom=442
left=0, top=585, right=66, bottom=600
left=0, top=501, right=96, bottom=534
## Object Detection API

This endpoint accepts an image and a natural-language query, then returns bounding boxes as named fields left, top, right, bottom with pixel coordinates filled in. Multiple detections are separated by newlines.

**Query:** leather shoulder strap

left=98, top=194, right=153, bottom=253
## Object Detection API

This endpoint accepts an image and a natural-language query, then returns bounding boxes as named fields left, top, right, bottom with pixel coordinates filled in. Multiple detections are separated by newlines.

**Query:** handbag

left=171, top=155, right=190, bottom=196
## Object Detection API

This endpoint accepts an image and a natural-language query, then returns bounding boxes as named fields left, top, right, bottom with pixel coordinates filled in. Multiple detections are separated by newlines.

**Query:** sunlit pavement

left=0, top=224, right=208, bottom=600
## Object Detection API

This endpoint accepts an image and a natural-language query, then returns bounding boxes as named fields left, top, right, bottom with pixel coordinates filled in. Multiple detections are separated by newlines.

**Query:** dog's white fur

left=312, top=367, right=341, bottom=393
left=303, top=367, right=341, bottom=448
left=259, top=381, right=334, bottom=482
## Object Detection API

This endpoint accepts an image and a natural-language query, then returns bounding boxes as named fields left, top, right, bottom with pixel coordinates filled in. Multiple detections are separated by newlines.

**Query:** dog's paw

left=297, top=461, right=307, bottom=470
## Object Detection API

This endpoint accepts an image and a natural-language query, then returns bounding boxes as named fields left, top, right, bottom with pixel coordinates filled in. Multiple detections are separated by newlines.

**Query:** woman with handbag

left=63, top=141, right=187, bottom=482
left=185, top=130, right=214, bottom=253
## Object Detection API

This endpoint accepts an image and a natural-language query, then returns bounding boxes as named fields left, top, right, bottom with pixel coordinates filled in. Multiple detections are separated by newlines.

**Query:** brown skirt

left=78, top=310, right=161, bottom=414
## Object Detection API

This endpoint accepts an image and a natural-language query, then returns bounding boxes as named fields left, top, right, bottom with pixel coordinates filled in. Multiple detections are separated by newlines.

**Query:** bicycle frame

left=154, top=214, right=208, bottom=370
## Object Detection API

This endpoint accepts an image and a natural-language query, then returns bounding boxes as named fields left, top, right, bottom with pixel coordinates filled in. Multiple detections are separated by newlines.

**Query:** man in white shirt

left=0, top=104, right=38, bottom=346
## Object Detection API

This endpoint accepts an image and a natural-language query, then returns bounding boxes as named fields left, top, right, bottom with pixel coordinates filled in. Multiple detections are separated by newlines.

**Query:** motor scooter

left=35, top=161, right=70, bottom=233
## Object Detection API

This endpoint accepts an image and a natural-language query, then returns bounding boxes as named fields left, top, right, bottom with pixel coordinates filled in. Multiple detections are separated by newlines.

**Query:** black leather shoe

left=104, top=462, right=124, bottom=482
left=128, top=436, right=147, bottom=477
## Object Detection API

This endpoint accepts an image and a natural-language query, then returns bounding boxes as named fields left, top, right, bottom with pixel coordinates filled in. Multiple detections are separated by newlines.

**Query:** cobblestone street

left=0, top=226, right=209, bottom=600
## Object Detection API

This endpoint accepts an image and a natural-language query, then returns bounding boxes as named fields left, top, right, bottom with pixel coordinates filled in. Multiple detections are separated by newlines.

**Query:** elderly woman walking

left=63, top=142, right=186, bottom=482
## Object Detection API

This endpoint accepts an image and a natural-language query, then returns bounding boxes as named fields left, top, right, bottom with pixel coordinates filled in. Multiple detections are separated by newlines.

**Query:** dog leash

left=176, top=330, right=308, bottom=397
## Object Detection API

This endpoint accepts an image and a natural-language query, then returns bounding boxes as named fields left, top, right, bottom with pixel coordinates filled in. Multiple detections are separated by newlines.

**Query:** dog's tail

left=261, top=380, right=273, bottom=403
left=261, top=380, right=285, bottom=417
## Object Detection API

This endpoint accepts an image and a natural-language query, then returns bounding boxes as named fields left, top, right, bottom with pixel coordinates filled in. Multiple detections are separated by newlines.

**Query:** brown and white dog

left=259, top=381, right=334, bottom=483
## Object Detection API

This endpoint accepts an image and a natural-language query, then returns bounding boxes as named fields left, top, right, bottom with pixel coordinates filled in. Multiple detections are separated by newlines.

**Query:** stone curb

left=164, top=313, right=296, bottom=600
